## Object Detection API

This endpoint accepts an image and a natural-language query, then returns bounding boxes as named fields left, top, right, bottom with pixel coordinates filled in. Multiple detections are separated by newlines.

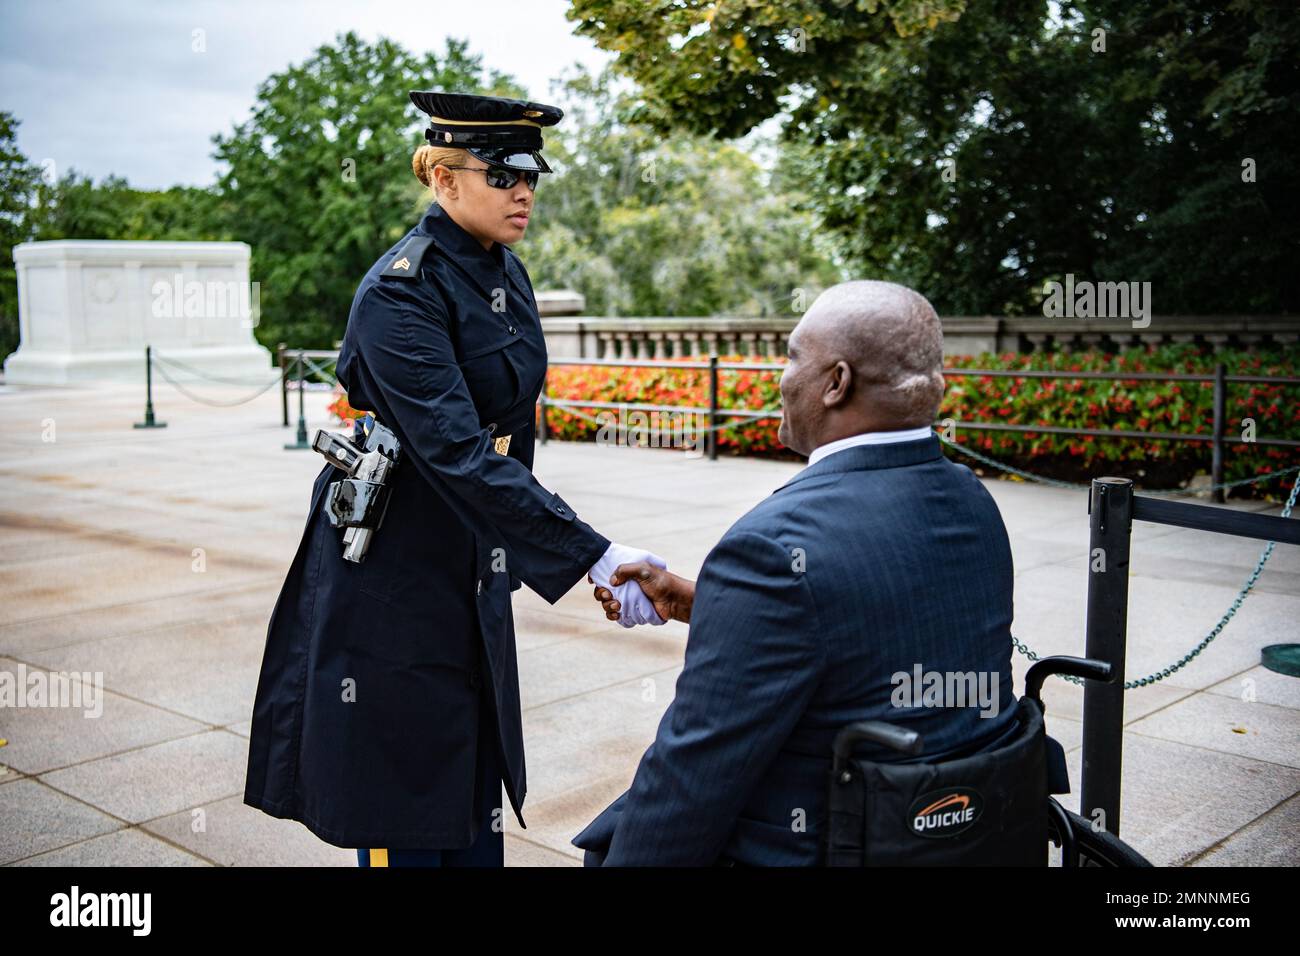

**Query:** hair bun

left=411, top=144, right=434, bottom=187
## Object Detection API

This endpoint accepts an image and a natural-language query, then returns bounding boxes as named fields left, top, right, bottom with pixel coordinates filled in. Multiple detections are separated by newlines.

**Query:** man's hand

left=593, top=561, right=696, bottom=624
left=587, top=543, right=668, bottom=627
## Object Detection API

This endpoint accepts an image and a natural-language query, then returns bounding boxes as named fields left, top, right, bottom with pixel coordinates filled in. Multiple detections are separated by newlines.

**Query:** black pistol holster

left=311, top=416, right=402, bottom=563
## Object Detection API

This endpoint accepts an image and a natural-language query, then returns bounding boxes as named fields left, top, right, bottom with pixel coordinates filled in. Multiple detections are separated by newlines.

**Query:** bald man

left=572, top=280, right=1019, bottom=866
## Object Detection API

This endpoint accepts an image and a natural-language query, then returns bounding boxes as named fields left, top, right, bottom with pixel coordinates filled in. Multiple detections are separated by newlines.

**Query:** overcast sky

left=0, top=0, right=614, bottom=190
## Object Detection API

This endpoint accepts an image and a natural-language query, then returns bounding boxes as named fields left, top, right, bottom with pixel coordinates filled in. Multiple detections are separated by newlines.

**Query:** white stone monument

left=3, top=240, right=275, bottom=385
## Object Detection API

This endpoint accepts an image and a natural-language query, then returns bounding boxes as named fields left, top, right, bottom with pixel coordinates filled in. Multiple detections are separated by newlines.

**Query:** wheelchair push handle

left=832, top=721, right=923, bottom=764
left=1024, top=655, right=1114, bottom=707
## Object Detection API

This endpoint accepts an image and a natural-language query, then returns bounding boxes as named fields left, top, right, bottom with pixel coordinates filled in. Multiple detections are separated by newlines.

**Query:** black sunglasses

left=443, top=165, right=540, bottom=190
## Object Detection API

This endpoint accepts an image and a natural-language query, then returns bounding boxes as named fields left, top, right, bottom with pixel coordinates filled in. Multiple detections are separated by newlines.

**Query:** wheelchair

left=824, top=655, right=1152, bottom=866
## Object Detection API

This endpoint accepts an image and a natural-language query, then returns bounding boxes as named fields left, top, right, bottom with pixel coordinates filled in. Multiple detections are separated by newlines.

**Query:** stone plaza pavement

left=0, top=379, right=1296, bottom=867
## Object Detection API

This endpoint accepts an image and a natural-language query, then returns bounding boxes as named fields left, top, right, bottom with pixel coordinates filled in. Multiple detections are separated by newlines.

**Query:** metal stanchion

left=133, top=345, right=167, bottom=429
left=1211, top=363, right=1227, bottom=503
left=284, top=350, right=310, bottom=450
left=1081, top=477, right=1133, bottom=838
left=707, top=354, right=719, bottom=461
left=278, top=342, right=289, bottom=428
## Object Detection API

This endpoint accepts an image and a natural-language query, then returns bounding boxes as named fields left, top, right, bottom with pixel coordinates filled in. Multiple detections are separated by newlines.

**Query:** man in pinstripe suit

left=574, top=280, right=1019, bottom=866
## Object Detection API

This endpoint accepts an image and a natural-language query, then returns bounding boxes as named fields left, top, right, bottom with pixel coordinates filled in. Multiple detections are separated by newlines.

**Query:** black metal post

left=707, top=354, right=719, bottom=461
left=1212, top=362, right=1226, bottom=503
left=1081, top=477, right=1133, bottom=838
left=278, top=342, right=289, bottom=428
left=133, top=345, right=167, bottom=429
left=284, top=350, right=310, bottom=450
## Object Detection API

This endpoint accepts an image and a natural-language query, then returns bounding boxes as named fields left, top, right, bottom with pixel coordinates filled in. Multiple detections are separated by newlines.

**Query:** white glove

left=588, top=542, right=668, bottom=628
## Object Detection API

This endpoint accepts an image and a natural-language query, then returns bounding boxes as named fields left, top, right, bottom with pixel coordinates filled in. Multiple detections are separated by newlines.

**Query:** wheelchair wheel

left=1048, top=802, right=1152, bottom=867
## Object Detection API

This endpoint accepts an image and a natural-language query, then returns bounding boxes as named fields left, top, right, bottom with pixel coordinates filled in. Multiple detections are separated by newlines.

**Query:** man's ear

left=822, top=360, right=852, bottom=408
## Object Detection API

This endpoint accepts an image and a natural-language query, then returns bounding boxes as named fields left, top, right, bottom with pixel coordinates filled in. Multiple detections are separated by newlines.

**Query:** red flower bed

left=936, top=345, right=1299, bottom=497
left=326, top=384, right=366, bottom=424
left=329, top=344, right=1300, bottom=500
left=540, top=356, right=790, bottom=457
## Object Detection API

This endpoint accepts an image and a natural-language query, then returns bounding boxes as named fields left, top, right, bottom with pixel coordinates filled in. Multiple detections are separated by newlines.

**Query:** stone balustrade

left=539, top=314, right=1300, bottom=360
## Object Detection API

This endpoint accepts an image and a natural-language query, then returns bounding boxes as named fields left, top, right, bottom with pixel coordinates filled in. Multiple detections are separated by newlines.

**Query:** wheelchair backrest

left=825, top=696, right=1049, bottom=866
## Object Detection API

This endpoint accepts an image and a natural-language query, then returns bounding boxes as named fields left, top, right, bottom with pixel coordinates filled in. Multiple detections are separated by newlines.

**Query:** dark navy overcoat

left=244, top=201, right=609, bottom=848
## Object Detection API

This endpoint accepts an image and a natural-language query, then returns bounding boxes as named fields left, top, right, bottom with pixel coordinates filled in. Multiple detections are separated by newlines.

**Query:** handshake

left=586, top=542, right=695, bottom=628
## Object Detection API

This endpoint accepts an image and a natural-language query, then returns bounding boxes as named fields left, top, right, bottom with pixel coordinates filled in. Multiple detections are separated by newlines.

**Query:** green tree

left=2, top=116, right=228, bottom=359
left=568, top=0, right=1300, bottom=315
left=28, top=172, right=225, bottom=242
left=1085, top=0, right=1300, bottom=313
left=0, top=112, right=42, bottom=360
left=210, top=31, right=521, bottom=348
left=519, top=66, right=844, bottom=317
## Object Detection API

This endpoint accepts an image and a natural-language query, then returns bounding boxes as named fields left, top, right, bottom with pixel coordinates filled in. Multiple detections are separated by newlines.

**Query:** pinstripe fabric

left=573, top=436, right=1018, bottom=865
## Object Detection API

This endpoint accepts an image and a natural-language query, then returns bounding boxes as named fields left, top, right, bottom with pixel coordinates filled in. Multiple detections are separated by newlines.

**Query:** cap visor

left=468, top=147, right=551, bottom=173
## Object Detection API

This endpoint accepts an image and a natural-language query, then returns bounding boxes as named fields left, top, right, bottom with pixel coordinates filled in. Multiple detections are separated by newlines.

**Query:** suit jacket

left=572, top=436, right=1018, bottom=865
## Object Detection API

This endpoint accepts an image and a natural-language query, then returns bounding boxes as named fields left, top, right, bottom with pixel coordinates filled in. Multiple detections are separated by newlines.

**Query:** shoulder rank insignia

left=380, top=235, right=436, bottom=280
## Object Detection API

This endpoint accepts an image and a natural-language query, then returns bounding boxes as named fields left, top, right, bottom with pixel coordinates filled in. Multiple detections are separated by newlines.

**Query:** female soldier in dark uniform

left=242, top=91, right=666, bottom=867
